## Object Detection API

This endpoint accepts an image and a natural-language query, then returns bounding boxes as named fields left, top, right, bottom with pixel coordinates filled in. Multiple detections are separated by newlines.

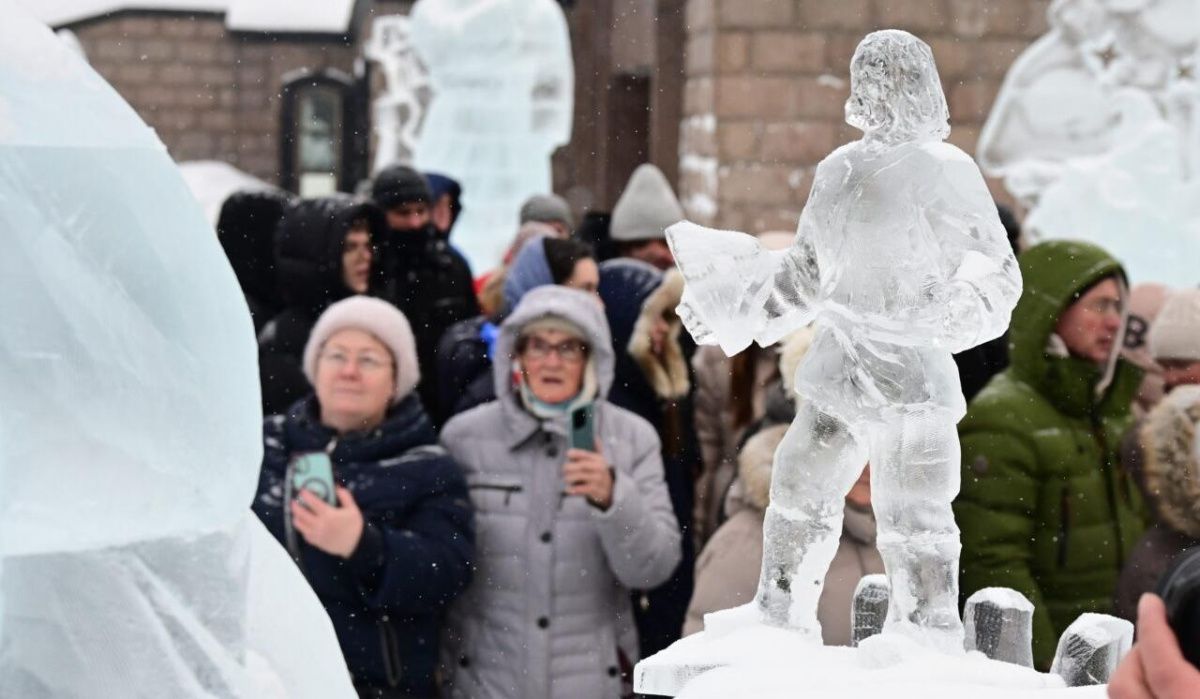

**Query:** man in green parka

left=956, top=239, right=1146, bottom=669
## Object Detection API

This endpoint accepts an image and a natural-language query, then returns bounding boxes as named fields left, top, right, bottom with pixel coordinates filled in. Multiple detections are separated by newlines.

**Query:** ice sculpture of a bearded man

left=668, top=29, right=1022, bottom=653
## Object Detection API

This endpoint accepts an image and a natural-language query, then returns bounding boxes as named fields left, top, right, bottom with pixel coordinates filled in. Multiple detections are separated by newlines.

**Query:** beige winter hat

left=1150, top=288, right=1200, bottom=362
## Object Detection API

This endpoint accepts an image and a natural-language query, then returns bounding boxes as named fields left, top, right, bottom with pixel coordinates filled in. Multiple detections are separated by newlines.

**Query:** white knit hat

left=302, top=296, right=420, bottom=404
left=1150, top=289, right=1200, bottom=362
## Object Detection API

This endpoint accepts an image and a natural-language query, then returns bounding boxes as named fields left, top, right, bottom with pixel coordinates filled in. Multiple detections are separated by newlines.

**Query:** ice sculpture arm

left=955, top=426, right=1058, bottom=669
left=668, top=222, right=817, bottom=355
left=921, top=144, right=1022, bottom=353
left=592, top=420, right=682, bottom=590
left=351, top=454, right=475, bottom=614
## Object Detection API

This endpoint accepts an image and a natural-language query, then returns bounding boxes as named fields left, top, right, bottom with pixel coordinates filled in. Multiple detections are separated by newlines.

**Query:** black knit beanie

left=371, top=164, right=432, bottom=210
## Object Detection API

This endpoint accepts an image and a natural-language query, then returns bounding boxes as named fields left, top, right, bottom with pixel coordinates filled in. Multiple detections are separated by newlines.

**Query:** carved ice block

left=964, top=587, right=1034, bottom=667
left=852, top=574, right=890, bottom=647
left=1049, top=613, right=1133, bottom=687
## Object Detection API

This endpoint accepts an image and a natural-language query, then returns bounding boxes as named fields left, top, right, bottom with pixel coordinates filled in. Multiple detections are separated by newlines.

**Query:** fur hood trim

left=737, top=423, right=786, bottom=511
left=1141, top=385, right=1200, bottom=538
left=778, top=325, right=816, bottom=398
left=628, top=268, right=690, bottom=400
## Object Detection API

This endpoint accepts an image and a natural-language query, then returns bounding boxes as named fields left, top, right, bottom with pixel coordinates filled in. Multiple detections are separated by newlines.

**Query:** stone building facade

left=42, top=0, right=682, bottom=215
left=678, top=0, right=1052, bottom=234
left=43, top=1, right=1052, bottom=229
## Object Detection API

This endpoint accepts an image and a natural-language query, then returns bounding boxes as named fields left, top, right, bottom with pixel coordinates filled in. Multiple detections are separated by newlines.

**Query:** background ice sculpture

left=0, top=3, right=354, bottom=696
left=409, top=0, right=573, bottom=270
left=666, top=29, right=1022, bottom=655
left=979, top=0, right=1200, bottom=287
left=364, top=15, right=429, bottom=174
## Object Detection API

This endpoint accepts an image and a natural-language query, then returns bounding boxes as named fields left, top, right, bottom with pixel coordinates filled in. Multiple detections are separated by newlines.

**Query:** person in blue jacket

left=253, top=295, right=474, bottom=699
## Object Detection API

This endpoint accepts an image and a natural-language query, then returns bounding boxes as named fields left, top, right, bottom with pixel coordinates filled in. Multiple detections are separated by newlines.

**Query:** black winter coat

left=215, top=189, right=292, bottom=333
left=375, top=225, right=479, bottom=427
left=253, top=395, right=474, bottom=697
left=435, top=315, right=499, bottom=420
left=258, top=196, right=387, bottom=416
left=598, top=259, right=698, bottom=659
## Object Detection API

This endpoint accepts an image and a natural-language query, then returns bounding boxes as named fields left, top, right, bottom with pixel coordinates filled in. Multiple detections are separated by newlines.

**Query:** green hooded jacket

left=955, top=240, right=1145, bottom=669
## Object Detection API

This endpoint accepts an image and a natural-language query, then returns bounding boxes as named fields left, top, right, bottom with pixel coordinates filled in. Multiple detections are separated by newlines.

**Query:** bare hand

left=564, top=441, right=614, bottom=510
left=1109, top=594, right=1200, bottom=699
left=291, top=487, right=365, bottom=558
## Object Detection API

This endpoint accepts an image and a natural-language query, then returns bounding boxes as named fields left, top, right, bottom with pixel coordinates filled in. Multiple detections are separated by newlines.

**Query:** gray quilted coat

left=439, top=286, right=682, bottom=699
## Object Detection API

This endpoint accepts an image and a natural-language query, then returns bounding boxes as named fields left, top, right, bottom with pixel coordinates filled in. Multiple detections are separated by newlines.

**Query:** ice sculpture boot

left=878, top=542, right=965, bottom=655
left=758, top=503, right=843, bottom=634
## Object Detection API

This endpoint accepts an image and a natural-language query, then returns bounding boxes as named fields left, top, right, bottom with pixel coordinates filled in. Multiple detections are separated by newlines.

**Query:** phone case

left=291, top=452, right=338, bottom=505
left=570, top=405, right=594, bottom=451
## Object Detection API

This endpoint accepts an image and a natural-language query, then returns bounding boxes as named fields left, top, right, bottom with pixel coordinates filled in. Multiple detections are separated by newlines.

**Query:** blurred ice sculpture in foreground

left=0, top=3, right=354, bottom=696
left=409, top=0, right=573, bottom=270
left=979, top=0, right=1200, bottom=287
left=667, top=29, right=1022, bottom=654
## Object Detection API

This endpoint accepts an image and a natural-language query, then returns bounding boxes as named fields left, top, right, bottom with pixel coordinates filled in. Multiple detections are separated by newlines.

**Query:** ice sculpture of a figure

left=979, top=0, right=1200, bottom=200
left=364, top=15, right=429, bottom=173
left=0, top=4, right=353, bottom=697
left=669, top=30, right=1022, bottom=653
left=409, top=0, right=573, bottom=270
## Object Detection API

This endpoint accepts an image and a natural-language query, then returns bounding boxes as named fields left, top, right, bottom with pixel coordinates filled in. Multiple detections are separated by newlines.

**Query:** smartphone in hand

left=570, top=405, right=594, bottom=452
left=289, top=451, right=338, bottom=506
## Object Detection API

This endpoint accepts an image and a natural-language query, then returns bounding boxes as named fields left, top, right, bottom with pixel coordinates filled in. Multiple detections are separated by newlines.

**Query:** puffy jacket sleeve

left=348, top=452, right=475, bottom=614
left=251, top=415, right=291, bottom=545
left=592, top=417, right=682, bottom=590
left=955, top=423, right=1057, bottom=668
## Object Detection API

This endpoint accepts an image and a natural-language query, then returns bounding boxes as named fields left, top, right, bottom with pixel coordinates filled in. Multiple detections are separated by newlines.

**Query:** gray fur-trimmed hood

left=494, top=285, right=615, bottom=399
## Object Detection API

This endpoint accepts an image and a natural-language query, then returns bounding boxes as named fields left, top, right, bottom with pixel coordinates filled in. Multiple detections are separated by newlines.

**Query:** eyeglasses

left=523, top=337, right=588, bottom=363
left=318, top=350, right=392, bottom=373
left=1081, top=298, right=1123, bottom=317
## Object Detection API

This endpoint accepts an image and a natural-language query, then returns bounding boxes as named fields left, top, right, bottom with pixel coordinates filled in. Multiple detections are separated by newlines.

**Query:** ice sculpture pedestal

left=634, top=628, right=1105, bottom=699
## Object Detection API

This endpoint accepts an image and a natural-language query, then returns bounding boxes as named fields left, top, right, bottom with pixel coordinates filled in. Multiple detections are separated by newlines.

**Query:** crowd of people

left=215, top=161, right=1200, bottom=697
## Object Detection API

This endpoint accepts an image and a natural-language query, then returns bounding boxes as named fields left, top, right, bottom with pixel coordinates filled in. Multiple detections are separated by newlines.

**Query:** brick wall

left=73, top=13, right=358, bottom=183
left=680, top=0, right=1052, bottom=233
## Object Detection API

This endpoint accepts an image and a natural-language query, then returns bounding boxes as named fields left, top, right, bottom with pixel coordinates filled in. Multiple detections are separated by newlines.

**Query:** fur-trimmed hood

left=1139, top=385, right=1200, bottom=538
left=628, top=268, right=690, bottom=400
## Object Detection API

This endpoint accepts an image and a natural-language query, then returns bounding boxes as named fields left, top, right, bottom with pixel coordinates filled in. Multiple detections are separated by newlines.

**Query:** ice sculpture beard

left=670, top=29, right=1021, bottom=656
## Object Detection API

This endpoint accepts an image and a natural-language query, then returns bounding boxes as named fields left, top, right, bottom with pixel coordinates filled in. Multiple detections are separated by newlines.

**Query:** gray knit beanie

left=609, top=164, right=686, bottom=242
left=302, top=296, right=421, bottom=404
left=519, top=194, right=574, bottom=230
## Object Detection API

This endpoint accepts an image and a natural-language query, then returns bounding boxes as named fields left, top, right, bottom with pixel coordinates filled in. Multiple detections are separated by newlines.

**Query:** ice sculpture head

left=845, top=29, right=950, bottom=144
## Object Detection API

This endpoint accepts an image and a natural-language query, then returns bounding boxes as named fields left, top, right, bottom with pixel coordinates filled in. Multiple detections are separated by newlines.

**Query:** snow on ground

left=20, top=0, right=356, bottom=33
left=638, top=625, right=1107, bottom=699
left=177, top=160, right=275, bottom=227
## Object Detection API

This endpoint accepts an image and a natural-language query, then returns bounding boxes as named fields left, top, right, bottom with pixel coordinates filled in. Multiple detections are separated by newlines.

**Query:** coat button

left=459, top=656, right=470, bottom=668
left=607, top=666, right=618, bottom=677
left=537, top=616, right=550, bottom=629
left=546, top=447, right=559, bottom=458
left=541, top=531, right=552, bottom=543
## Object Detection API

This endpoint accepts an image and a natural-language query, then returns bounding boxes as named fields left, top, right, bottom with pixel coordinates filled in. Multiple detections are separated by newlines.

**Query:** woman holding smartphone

left=252, top=296, right=474, bottom=699
left=439, top=285, right=681, bottom=698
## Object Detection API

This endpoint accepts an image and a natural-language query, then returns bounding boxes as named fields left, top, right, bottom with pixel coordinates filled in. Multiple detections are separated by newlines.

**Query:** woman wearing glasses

left=252, top=296, right=474, bottom=699
left=439, top=285, right=681, bottom=699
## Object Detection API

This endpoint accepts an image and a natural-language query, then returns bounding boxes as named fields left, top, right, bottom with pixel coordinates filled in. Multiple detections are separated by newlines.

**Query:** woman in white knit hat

left=252, top=296, right=474, bottom=699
